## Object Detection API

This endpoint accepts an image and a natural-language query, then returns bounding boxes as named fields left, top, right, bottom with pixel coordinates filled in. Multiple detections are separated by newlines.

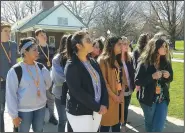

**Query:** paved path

left=172, top=59, right=184, bottom=63
left=4, top=104, right=184, bottom=132
left=173, top=52, right=184, bottom=55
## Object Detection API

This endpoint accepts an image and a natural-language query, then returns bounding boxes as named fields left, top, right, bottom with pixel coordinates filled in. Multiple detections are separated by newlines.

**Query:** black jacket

left=64, top=54, right=109, bottom=116
left=135, top=60, right=173, bottom=107
left=125, top=59, right=135, bottom=91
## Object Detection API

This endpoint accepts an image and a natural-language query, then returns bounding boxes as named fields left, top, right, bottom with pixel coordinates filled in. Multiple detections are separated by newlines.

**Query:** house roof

left=11, top=3, right=87, bottom=32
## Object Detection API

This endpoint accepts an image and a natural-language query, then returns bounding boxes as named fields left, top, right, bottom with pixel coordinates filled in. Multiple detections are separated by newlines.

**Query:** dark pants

left=99, top=123, right=121, bottom=132
left=140, top=101, right=168, bottom=132
left=0, top=81, right=6, bottom=132
left=124, top=95, right=131, bottom=125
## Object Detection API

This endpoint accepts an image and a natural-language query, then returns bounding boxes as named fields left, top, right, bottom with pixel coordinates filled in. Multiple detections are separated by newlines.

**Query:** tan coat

left=98, top=57, right=127, bottom=126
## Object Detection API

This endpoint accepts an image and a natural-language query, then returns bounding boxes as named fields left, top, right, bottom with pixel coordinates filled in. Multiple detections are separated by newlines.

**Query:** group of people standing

left=0, top=21, right=173, bottom=132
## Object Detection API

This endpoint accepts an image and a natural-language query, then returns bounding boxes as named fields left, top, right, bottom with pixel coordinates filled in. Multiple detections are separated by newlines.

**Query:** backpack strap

left=37, top=62, right=44, bottom=70
left=13, top=64, right=22, bottom=86
left=13, top=63, right=44, bottom=86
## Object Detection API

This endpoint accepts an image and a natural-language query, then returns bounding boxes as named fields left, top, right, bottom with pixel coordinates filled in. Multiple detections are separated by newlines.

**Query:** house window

left=49, top=36, right=55, bottom=47
left=58, top=17, right=68, bottom=26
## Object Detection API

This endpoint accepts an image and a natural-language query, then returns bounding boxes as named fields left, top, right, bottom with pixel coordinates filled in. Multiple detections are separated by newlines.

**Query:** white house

left=11, top=1, right=87, bottom=48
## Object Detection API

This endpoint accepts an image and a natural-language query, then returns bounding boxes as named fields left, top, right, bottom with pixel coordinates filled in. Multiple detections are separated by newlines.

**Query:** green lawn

left=133, top=41, right=184, bottom=52
left=131, top=62, right=184, bottom=120
left=175, top=41, right=184, bottom=51
left=173, top=54, right=184, bottom=60
left=17, top=57, right=23, bottom=62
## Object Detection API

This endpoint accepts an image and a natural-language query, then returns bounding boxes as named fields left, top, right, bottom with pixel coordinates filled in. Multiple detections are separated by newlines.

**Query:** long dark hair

left=66, top=31, right=88, bottom=59
left=99, top=36, right=122, bottom=68
left=58, top=35, right=68, bottom=53
left=57, top=35, right=72, bottom=66
left=139, top=38, right=170, bottom=67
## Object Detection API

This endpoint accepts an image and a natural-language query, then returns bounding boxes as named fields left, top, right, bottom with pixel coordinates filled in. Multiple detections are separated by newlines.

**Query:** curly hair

left=139, top=38, right=170, bottom=66
left=136, top=33, right=149, bottom=53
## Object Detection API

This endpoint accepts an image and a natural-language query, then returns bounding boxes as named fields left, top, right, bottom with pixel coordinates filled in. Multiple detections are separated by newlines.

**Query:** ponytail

left=66, top=34, right=73, bottom=59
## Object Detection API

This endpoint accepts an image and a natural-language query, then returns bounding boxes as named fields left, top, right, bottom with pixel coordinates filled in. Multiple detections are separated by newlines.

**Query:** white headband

left=20, top=41, right=33, bottom=55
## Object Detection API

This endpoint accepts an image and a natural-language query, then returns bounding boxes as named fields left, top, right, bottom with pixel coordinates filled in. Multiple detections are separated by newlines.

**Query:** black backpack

left=13, top=63, right=44, bottom=86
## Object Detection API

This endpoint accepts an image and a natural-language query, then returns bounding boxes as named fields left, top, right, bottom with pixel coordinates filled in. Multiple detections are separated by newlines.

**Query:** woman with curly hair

left=135, top=38, right=173, bottom=132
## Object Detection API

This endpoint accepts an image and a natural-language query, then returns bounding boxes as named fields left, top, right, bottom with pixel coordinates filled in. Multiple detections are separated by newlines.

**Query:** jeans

left=0, top=81, right=6, bottom=132
left=55, top=98, right=67, bottom=132
left=140, top=100, right=168, bottom=132
left=99, top=123, right=121, bottom=132
left=124, top=95, right=131, bottom=125
left=18, top=107, right=46, bottom=132
left=46, top=90, right=55, bottom=117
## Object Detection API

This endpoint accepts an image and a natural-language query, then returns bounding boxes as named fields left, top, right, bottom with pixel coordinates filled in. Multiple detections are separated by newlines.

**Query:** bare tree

left=92, top=1, right=142, bottom=39
left=60, top=1, right=108, bottom=27
left=144, top=1, right=184, bottom=49
left=25, top=1, right=41, bottom=14
left=1, top=1, right=41, bottom=23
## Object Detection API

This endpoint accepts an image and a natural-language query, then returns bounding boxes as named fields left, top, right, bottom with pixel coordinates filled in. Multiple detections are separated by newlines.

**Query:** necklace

left=25, top=62, right=41, bottom=97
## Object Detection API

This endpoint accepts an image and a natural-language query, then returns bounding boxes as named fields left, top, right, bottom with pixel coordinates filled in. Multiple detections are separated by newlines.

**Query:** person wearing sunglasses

left=64, top=31, right=108, bottom=132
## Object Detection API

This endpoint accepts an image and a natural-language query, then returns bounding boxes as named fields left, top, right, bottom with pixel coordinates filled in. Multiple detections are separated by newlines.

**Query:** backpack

left=13, top=63, right=44, bottom=86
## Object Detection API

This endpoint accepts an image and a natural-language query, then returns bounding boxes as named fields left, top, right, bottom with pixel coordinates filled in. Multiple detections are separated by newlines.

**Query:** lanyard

left=1, top=41, right=11, bottom=63
left=25, top=62, right=40, bottom=88
left=39, top=44, right=51, bottom=67
left=86, top=62, right=98, bottom=84
left=115, top=67, right=121, bottom=83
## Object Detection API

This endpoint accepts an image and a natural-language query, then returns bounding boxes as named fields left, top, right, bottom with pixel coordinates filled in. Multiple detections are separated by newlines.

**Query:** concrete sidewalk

left=172, top=59, right=184, bottom=63
left=173, top=52, right=184, bottom=55
left=4, top=104, right=184, bottom=132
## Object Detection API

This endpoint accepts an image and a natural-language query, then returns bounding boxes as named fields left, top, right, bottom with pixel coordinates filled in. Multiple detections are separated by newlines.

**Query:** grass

left=175, top=41, right=184, bottom=51
left=173, top=54, right=184, bottom=60
left=133, top=41, right=184, bottom=52
left=17, top=57, right=23, bottom=62
left=131, top=62, right=184, bottom=120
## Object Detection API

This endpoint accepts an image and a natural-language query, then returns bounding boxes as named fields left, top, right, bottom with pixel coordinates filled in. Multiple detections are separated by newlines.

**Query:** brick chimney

left=42, top=1, right=54, bottom=10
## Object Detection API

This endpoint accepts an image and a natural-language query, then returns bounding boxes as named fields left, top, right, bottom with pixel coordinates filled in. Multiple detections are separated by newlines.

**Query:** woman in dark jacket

left=135, top=38, right=173, bottom=132
left=121, top=36, right=135, bottom=132
left=64, top=31, right=109, bottom=132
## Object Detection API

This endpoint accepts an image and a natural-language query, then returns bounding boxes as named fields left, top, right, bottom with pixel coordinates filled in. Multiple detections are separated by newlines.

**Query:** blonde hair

left=121, top=36, right=131, bottom=62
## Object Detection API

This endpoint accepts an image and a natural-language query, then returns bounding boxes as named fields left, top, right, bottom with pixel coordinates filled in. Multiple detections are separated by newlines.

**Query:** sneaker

left=121, top=125, right=126, bottom=132
left=49, top=115, right=58, bottom=125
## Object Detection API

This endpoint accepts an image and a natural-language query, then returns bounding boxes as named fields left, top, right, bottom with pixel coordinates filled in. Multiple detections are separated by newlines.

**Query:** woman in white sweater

left=6, top=37, right=52, bottom=132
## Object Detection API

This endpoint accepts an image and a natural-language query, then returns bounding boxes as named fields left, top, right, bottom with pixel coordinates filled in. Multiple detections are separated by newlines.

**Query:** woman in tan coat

left=97, top=36, right=127, bottom=132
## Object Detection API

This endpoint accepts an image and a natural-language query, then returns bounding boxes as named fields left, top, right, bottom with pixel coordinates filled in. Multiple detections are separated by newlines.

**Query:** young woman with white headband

left=6, top=37, right=52, bottom=132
